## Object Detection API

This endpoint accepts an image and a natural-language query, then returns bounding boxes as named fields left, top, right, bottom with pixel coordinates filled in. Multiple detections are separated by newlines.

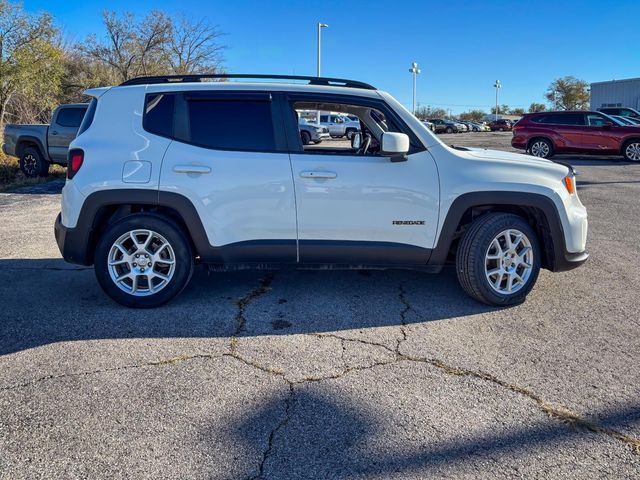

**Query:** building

left=590, top=77, right=640, bottom=111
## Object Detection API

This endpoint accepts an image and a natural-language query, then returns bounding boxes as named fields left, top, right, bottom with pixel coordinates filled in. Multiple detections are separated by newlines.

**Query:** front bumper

left=553, top=249, right=589, bottom=272
left=55, top=213, right=92, bottom=265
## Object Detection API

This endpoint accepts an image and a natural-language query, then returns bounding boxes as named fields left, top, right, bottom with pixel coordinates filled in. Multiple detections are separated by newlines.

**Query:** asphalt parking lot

left=1, top=131, right=639, bottom=479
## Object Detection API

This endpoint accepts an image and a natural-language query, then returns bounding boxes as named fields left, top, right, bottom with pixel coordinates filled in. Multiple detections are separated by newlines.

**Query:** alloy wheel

left=530, top=141, right=550, bottom=158
left=484, top=229, right=534, bottom=294
left=23, top=154, right=37, bottom=176
left=625, top=142, right=640, bottom=161
left=108, top=229, right=176, bottom=296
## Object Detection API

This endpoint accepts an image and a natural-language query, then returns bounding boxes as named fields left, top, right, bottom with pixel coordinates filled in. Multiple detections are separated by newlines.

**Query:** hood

left=458, top=147, right=569, bottom=174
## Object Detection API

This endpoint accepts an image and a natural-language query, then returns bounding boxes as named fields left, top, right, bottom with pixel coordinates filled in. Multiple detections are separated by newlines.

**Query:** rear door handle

left=50, top=131, right=58, bottom=135
left=300, top=171, right=337, bottom=179
left=173, top=165, right=211, bottom=174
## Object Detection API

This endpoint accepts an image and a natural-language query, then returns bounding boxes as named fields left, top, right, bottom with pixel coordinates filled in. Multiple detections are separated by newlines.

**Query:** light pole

left=494, top=80, right=501, bottom=121
left=409, top=62, right=421, bottom=114
left=317, top=23, right=329, bottom=77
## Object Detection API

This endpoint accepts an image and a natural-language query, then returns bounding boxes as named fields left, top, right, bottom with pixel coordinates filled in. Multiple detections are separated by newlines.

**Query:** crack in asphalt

left=230, top=273, right=275, bottom=355
left=0, top=353, right=224, bottom=392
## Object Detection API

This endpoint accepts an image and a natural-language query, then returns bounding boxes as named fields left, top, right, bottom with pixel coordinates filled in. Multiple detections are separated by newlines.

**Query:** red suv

left=490, top=119, right=512, bottom=131
left=512, top=111, right=640, bottom=161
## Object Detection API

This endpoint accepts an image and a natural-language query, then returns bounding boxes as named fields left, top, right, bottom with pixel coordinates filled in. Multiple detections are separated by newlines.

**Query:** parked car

left=598, top=107, right=640, bottom=120
left=490, top=119, right=513, bottom=131
left=453, top=121, right=469, bottom=133
left=54, top=73, right=587, bottom=308
left=469, top=122, right=490, bottom=132
left=3, top=103, right=88, bottom=177
left=298, top=117, right=330, bottom=144
left=612, top=115, right=640, bottom=126
left=512, top=110, right=640, bottom=161
left=318, top=113, right=360, bottom=139
left=428, top=118, right=460, bottom=134
left=422, top=120, right=436, bottom=132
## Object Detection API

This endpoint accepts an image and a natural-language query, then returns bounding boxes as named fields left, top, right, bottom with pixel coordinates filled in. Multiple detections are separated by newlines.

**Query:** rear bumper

left=55, top=213, right=92, bottom=266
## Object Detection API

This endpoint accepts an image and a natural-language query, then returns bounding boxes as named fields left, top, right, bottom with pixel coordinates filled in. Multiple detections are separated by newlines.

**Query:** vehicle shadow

left=4, top=178, right=65, bottom=195
left=0, top=258, right=497, bottom=355
left=220, top=389, right=640, bottom=478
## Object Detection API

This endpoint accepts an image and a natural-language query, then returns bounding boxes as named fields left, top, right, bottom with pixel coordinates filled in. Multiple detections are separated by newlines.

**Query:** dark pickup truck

left=3, top=103, right=88, bottom=177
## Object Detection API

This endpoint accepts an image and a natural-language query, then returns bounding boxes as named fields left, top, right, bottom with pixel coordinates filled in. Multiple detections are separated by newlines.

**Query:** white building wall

left=590, top=78, right=640, bottom=110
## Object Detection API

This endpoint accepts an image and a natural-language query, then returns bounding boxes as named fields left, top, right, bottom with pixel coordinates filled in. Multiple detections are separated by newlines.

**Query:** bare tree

left=166, top=16, right=224, bottom=74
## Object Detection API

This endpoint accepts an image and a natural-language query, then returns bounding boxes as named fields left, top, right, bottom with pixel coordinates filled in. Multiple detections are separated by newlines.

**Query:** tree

left=459, top=109, right=486, bottom=122
left=490, top=104, right=510, bottom=115
left=166, top=16, right=224, bottom=74
left=81, top=11, right=224, bottom=83
left=414, top=105, right=447, bottom=120
left=0, top=1, right=63, bottom=125
left=545, top=76, right=589, bottom=110
left=529, top=102, right=546, bottom=113
left=509, top=107, right=526, bottom=116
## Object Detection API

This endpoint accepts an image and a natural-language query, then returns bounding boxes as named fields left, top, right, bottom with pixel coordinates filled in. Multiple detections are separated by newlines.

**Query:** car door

left=48, top=106, right=87, bottom=164
left=158, top=90, right=297, bottom=263
left=284, top=93, right=440, bottom=265
left=585, top=113, right=622, bottom=153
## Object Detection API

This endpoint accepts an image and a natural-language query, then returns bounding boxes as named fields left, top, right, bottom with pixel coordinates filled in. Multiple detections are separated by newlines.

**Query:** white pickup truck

left=3, top=103, right=88, bottom=177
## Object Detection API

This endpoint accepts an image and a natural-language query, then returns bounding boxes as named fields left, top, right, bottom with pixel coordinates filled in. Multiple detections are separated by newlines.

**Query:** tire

left=19, top=146, right=49, bottom=178
left=300, top=131, right=311, bottom=145
left=622, top=140, right=640, bottom=161
left=528, top=138, right=554, bottom=158
left=445, top=126, right=454, bottom=134
left=94, top=213, right=194, bottom=308
left=345, top=128, right=356, bottom=140
left=456, top=213, right=541, bottom=306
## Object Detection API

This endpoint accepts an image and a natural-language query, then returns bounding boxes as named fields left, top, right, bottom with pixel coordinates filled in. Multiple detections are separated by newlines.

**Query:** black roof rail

left=119, top=73, right=376, bottom=90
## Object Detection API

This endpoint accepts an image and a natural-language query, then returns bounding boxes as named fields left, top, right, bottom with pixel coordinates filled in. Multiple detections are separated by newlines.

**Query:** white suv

left=55, top=74, right=588, bottom=308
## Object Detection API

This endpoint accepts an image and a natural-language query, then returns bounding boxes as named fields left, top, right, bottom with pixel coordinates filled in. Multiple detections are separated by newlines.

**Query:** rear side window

left=187, top=99, right=275, bottom=151
left=77, top=99, right=97, bottom=136
left=56, top=107, right=87, bottom=127
left=532, top=114, right=585, bottom=125
left=144, top=93, right=175, bottom=138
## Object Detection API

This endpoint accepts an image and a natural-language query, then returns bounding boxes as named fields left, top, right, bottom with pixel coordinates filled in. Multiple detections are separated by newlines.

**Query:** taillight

left=67, top=149, right=84, bottom=179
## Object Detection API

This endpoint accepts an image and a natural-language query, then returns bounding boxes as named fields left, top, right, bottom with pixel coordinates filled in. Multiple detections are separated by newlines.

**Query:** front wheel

left=94, top=213, right=194, bottom=308
left=300, top=131, right=311, bottom=145
left=345, top=128, right=357, bottom=140
left=445, top=126, right=453, bottom=134
left=456, top=213, right=541, bottom=306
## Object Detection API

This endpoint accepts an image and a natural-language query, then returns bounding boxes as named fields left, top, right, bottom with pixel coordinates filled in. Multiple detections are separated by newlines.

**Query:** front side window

left=56, top=107, right=87, bottom=128
left=187, top=99, right=276, bottom=151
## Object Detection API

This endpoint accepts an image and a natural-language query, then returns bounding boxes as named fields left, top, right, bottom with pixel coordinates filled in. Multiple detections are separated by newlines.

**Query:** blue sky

left=26, top=0, right=640, bottom=114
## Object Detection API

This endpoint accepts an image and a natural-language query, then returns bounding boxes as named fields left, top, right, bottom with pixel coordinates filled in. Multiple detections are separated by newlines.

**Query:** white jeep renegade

left=54, top=74, right=588, bottom=308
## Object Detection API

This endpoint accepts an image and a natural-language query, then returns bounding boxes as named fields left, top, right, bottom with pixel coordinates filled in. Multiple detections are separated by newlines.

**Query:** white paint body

left=62, top=82, right=588, bottom=259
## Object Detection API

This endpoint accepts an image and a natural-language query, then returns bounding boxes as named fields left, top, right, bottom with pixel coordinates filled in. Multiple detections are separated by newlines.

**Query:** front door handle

left=300, top=171, right=337, bottom=179
left=173, top=165, right=211, bottom=174
left=50, top=131, right=58, bottom=135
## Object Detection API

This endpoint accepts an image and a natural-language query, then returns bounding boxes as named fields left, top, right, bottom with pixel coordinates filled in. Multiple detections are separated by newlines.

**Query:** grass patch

left=0, top=152, right=65, bottom=192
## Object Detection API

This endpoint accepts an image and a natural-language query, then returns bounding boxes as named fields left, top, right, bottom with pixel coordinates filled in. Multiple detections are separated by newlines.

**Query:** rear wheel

left=623, top=140, right=640, bottom=161
left=456, top=213, right=541, bottom=306
left=19, top=147, right=49, bottom=178
left=94, top=213, right=194, bottom=308
left=301, top=131, right=311, bottom=145
left=528, top=138, right=554, bottom=158
left=445, top=126, right=454, bottom=134
left=345, top=128, right=357, bottom=140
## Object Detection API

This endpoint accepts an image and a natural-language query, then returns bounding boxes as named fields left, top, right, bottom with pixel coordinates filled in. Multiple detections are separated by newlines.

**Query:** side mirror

left=351, top=132, right=362, bottom=149
left=381, top=132, right=409, bottom=162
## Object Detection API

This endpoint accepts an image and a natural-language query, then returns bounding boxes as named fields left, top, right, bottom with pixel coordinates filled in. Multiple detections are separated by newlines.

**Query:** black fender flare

left=428, top=191, right=581, bottom=272
left=16, top=135, right=48, bottom=160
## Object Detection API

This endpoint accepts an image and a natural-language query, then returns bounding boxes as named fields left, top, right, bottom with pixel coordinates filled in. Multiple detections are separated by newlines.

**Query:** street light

left=494, top=80, right=501, bottom=121
left=317, top=23, right=329, bottom=77
left=409, top=62, right=421, bottom=114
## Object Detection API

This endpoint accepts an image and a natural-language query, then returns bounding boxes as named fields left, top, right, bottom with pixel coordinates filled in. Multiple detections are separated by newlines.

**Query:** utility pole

left=409, top=62, right=421, bottom=114
left=494, top=80, right=501, bottom=121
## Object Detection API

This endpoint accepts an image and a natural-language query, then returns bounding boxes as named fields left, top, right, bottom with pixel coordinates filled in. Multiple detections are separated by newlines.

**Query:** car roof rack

left=119, top=73, right=376, bottom=90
